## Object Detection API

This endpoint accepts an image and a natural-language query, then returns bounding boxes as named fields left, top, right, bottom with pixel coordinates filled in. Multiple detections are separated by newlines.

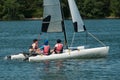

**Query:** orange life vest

left=43, top=45, right=50, bottom=55
left=55, top=43, right=63, bottom=53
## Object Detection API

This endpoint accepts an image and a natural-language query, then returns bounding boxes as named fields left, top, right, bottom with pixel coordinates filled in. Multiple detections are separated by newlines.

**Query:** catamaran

left=5, top=0, right=109, bottom=62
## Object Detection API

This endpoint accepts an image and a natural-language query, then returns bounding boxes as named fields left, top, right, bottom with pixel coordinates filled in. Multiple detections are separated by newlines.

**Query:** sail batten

left=41, top=0, right=63, bottom=32
left=68, top=0, right=86, bottom=32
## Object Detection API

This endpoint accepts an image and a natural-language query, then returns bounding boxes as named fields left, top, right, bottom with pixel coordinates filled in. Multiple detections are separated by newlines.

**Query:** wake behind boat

left=5, top=0, right=109, bottom=62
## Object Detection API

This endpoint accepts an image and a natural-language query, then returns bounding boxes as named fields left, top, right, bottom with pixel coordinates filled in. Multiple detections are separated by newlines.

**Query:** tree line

left=0, top=0, right=120, bottom=20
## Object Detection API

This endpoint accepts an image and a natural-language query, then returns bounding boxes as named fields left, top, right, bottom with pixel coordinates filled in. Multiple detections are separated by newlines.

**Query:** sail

left=68, top=0, right=86, bottom=32
left=41, top=0, right=63, bottom=32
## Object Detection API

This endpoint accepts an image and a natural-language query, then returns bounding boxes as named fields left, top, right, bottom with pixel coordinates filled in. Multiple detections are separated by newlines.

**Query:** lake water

left=0, top=19, right=120, bottom=80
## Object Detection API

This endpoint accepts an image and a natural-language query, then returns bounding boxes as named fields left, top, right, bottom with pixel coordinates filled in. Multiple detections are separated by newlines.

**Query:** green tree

left=0, top=0, right=119, bottom=20
left=80, top=0, right=110, bottom=18
left=76, top=0, right=85, bottom=18
left=17, top=0, right=43, bottom=18
left=2, top=0, right=24, bottom=20
left=32, top=0, right=43, bottom=18
left=92, top=1, right=107, bottom=18
left=110, top=0, right=120, bottom=17
left=61, top=0, right=70, bottom=19
left=102, top=0, right=110, bottom=17
left=82, top=0, right=94, bottom=18
left=17, top=0, right=39, bottom=18
left=0, top=0, right=4, bottom=20
left=0, top=5, right=3, bottom=20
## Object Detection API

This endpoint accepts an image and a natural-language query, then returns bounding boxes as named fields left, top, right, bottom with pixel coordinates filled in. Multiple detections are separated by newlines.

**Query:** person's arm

left=32, top=43, right=36, bottom=51
left=40, top=45, right=44, bottom=50
left=54, top=44, right=57, bottom=51
left=61, top=45, right=63, bottom=52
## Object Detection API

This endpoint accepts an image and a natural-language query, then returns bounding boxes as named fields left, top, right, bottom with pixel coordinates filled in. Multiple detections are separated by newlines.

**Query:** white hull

left=4, top=53, right=26, bottom=60
left=5, top=46, right=109, bottom=61
left=29, top=46, right=109, bottom=62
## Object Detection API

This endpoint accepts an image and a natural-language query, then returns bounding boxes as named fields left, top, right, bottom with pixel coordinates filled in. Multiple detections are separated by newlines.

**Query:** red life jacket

left=43, top=45, right=50, bottom=55
left=55, top=43, right=63, bottom=53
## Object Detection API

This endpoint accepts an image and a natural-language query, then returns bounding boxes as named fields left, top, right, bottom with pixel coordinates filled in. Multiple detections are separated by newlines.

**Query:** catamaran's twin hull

left=5, top=46, right=109, bottom=62
left=29, top=46, right=109, bottom=62
left=5, top=53, right=26, bottom=60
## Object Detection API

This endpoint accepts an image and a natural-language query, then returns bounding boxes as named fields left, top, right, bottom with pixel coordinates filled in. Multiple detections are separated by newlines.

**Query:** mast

left=62, top=19, right=68, bottom=48
left=60, top=0, right=68, bottom=48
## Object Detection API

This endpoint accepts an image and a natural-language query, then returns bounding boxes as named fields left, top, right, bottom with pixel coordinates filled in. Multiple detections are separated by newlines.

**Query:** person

left=53, top=39, right=63, bottom=54
left=29, top=46, right=34, bottom=53
left=31, top=39, right=41, bottom=54
left=32, top=39, right=39, bottom=52
left=40, top=40, right=51, bottom=55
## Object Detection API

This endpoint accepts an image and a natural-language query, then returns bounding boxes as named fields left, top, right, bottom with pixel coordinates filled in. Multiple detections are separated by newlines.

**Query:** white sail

left=68, top=0, right=86, bottom=32
left=42, top=0, right=63, bottom=32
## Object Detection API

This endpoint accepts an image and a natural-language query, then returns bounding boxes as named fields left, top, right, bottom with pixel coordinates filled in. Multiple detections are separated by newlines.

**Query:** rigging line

left=38, top=32, right=42, bottom=41
left=87, top=32, right=106, bottom=47
left=45, top=33, right=49, bottom=40
left=38, top=34, right=40, bottom=41
left=70, top=32, right=76, bottom=47
left=85, top=31, right=88, bottom=45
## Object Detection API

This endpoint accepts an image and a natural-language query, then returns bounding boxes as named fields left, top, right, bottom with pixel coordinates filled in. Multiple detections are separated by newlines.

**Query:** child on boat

left=52, top=39, right=63, bottom=54
left=40, top=40, right=51, bottom=55
left=29, top=39, right=42, bottom=55
left=29, top=46, right=34, bottom=53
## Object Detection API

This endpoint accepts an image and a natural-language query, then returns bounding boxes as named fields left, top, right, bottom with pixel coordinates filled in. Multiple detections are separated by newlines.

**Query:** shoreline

left=0, top=17, right=119, bottom=21
left=25, top=17, right=120, bottom=20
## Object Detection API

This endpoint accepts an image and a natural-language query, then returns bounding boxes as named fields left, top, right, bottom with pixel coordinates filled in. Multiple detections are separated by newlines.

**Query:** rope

left=38, top=33, right=41, bottom=41
left=70, top=32, right=76, bottom=47
left=87, top=32, right=106, bottom=47
left=43, top=33, right=49, bottom=40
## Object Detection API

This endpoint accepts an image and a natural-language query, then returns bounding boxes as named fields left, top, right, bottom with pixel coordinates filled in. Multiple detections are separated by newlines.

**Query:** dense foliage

left=0, top=0, right=120, bottom=20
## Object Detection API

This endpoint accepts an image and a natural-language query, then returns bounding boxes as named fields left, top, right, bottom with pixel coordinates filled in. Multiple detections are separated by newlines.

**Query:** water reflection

left=43, top=60, right=63, bottom=72
left=42, top=60, right=68, bottom=80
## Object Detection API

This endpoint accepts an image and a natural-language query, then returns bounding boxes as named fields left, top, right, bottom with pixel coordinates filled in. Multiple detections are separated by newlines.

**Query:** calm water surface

left=0, top=19, right=120, bottom=80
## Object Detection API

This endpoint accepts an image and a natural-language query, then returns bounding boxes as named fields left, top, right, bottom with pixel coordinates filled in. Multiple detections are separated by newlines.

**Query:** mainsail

left=41, top=0, right=63, bottom=32
left=41, top=0, right=68, bottom=47
left=68, top=0, right=86, bottom=32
